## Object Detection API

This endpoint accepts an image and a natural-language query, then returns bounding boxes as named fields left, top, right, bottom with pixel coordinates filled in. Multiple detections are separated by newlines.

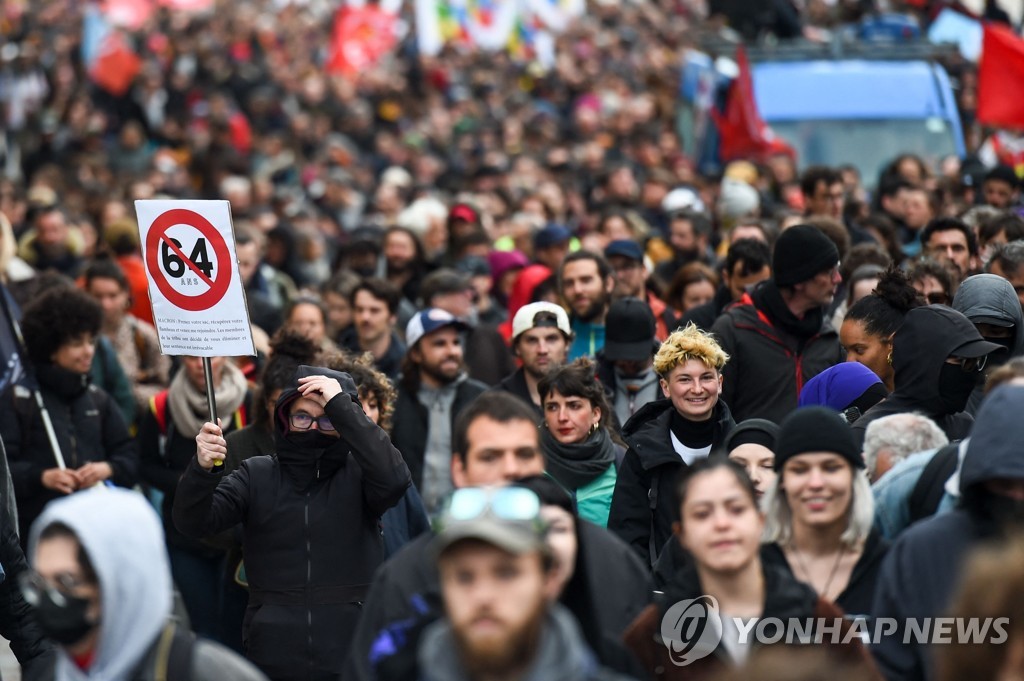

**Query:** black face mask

left=286, top=430, right=338, bottom=451
left=981, top=493, right=1024, bottom=528
left=938, top=362, right=980, bottom=414
left=32, top=589, right=96, bottom=646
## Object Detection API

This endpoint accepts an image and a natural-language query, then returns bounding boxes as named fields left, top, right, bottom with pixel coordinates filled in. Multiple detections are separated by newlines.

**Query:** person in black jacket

left=340, top=392, right=650, bottom=681
left=0, top=436, right=53, bottom=678
left=761, top=407, right=888, bottom=620
left=873, top=385, right=1024, bottom=681
left=138, top=354, right=253, bottom=646
left=607, top=324, right=736, bottom=567
left=0, top=287, right=138, bottom=543
left=173, top=365, right=412, bottom=681
left=851, top=305, right=1004, bottom=448
left=711, top=225, right=844, bottom=423
left=622, top=459, right=877, bottom=681
left=391, top=308, right=488, bottom=513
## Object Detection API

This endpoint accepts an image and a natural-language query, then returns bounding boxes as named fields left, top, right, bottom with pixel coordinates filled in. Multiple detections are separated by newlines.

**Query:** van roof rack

left=694, top=35, right=963, bottom=63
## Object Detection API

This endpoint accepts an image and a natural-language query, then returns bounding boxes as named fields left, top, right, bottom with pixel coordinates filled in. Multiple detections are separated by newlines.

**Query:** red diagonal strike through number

left=159, top=233, right=216, bottom=288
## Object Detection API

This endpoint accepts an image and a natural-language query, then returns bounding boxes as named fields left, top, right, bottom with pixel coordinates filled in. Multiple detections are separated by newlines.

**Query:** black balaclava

left=938, top=362, right=982, bottom=414
left=273, top=365, right=361, bottom=490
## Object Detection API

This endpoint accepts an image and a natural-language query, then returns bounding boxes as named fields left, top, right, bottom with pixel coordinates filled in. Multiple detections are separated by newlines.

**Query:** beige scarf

left=167, top=361, right=248, bottom=437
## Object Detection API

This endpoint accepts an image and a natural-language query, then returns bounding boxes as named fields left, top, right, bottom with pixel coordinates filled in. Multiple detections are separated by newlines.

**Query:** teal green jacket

left=571, top=464, right=617, bottom=528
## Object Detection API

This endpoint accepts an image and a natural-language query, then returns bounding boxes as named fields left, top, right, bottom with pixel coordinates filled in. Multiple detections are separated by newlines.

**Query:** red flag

left=326, top=5, right=398, bottom=77
left=90, top=30, right=141, bottom=97
left=978, top=23, right=1024, bottom=129
left=712, top=47, right=794, bottom=163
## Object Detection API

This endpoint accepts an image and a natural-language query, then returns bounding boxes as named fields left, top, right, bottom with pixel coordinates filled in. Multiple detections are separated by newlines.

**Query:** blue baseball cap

left=405, top=308, right=470, bottom=347
left=604, top=239, right=644, bottom=262
left=533, top=224, right=572, bottom=250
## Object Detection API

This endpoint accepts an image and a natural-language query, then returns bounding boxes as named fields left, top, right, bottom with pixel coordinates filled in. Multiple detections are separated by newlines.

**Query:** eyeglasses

left=926, top=292, right=950, bottom=305
left=440, top=487, right=542, bottom=525
left=289, top=412, right=336, bottom=432
left=948, top=355, right=988, bottom=373
left=18, top=571, right=89, bottom=608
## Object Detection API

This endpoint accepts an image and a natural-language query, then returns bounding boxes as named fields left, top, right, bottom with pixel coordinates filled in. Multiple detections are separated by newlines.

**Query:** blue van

left=751, top=60, right=965, bottom=183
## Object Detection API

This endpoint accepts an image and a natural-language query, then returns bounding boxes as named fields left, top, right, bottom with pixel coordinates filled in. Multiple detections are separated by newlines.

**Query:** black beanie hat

left=725, top=418, right=780, bottom=454
left=774, top=406, right=864, bottom=471
left=772, top=224, right=840, bottom=288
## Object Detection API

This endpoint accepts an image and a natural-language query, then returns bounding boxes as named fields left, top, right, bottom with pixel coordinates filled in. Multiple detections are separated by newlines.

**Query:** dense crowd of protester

left=3, top=0, right=1024, bottom=680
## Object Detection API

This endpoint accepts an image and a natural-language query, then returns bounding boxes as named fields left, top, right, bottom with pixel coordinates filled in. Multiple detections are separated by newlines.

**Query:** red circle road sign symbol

left=145, top=208, right=232, bottom=312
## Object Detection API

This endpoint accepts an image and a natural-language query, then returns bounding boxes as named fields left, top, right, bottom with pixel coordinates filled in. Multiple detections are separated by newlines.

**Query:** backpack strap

left=152, top=621, right=196, bottom=681
left=149, top=390, right=170, bottom=436
left=908, top=442, right=960, bottom=524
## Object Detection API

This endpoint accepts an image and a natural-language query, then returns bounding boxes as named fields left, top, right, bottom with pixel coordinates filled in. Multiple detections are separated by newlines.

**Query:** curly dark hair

left=255, top=329, right=320, bottom=428
left=319, top=350, right=397, bottom=431
left=845, top=266, right=924, bottom=339
left=21, top=286, right=102, bottom=365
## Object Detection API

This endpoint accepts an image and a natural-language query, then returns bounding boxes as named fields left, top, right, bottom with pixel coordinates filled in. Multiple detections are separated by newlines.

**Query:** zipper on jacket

left=305, top=486, right=313, bottom=679
left=69, top=404, right=78, bottom=469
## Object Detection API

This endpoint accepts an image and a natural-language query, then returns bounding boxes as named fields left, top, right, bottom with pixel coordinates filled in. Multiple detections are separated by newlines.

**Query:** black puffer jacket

left=0, top=364, right=138, bottom=541
left=851, top=305, right=1001, bottom=448
left=607, top=398, right=735, bottom=567
left=173, top=366, right=412, bottom=681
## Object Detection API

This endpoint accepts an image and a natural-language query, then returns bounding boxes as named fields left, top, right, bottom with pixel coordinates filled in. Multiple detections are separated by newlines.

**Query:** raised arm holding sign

left=135, top=200, right=256, bottom=453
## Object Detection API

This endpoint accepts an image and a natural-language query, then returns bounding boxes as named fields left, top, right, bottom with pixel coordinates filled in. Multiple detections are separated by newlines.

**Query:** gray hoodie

left=953, top=273, right=1024, bottom=414
left=953, top=273, right=1024, bottom=356
left=29, top=488, right=268, bottom=681
left=29, top=489, right=171, bottom=681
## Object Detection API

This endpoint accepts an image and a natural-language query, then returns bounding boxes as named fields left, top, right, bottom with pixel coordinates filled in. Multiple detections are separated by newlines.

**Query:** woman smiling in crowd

left=609, top=324, right=735, bottom=566
left=761, top=407, right=889, bottom=619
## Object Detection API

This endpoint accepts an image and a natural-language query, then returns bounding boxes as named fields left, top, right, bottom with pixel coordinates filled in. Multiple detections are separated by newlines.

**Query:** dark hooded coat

left=871, top=385, right=1024, bottom=681
left=173, top=366, right=411, bottom=681
left=851, top=305, right=1000, bottom=448
left=953, top=273, right=1024, bottom=415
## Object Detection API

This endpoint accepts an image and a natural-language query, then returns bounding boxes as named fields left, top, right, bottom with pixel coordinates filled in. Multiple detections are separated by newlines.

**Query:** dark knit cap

left=774, top=406, right=864, bottom=471
left=725, top=419, right=780, bottom=454
left=773, top=224, right=840, bottom=288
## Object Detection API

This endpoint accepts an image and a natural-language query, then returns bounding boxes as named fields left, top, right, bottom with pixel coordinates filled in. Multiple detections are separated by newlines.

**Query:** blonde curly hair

left=653, top=323, right=729, bottom=377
